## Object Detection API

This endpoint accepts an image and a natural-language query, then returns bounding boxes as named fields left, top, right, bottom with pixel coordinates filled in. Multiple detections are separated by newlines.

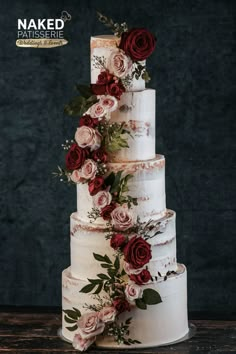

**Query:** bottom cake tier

left=62, top=264, right=188, bottom=348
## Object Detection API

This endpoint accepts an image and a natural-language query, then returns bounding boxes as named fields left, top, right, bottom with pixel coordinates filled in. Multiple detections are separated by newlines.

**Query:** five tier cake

left=59, top=14, right=188, bottom=351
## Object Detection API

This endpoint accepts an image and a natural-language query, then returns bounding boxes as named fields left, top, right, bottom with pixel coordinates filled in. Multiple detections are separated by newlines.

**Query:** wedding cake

left=58, top=13, right=188, bottom=351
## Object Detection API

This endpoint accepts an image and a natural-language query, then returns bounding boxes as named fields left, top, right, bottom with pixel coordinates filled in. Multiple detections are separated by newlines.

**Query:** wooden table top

left=0, top=311, right=235, bottom=353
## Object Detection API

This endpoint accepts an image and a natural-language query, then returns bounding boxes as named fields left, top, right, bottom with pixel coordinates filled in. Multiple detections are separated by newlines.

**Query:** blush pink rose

left=70, top=169, right=83, bottom=183
left=75, top=126, right=102, bottom=151
left=100, top=95, right=118, bottom=113
left=78, top=159, right=97, bottom=181
left=72, top=333, right=95, bottom=351
left=98, top=306, right=117, bottom=323
left=111, top=206, right=136, bottom=231
left=93, top=190, right=112, bottom=210
left=107, top=49, right=132, bottom=78
left=77, top=312, right=105, bottom=340
left=89, top=102, right=106, bottom=118
left=125, top=282, right=143, bottom=303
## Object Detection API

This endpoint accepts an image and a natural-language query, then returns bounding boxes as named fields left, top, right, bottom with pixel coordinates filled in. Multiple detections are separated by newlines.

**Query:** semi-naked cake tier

left=70, top=210, right=177, bottom=280
left=62, top=264, right=188, bottom=347
left=61, top=28, right=189, bottom=350
left=91, top=35, right=145, bottom=91
left=76, top=155, right=166, bottom=226
left=110, top=89, right=156, bottom=161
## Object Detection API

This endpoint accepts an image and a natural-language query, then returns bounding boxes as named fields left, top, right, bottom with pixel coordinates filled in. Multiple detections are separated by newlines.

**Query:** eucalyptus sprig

left=96, top=11, right=128, bottom=37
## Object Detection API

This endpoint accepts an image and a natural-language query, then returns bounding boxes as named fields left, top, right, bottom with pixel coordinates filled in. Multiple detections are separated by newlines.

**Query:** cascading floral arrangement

left=54, top=12, right=169, bottom=352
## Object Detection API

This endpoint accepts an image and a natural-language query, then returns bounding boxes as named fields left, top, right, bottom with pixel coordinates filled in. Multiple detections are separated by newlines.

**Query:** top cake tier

left=91, top=35, right=146, bottom=91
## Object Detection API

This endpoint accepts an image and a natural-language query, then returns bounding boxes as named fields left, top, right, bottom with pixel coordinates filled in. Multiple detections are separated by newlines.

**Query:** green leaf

left=93, top=282, right=103, bottom=294
left=113, top=290, right=123, bottom=297
left=101, top=263, right=112, bottom=268
left=93, top=253, right=106, bottom=262
left=142, top=289, right=162, bottom=305
left=75, top=84, right=92, bottom=99
left=135, top=298, right=147, bottom=310
left=64, top=94, right=98, bottom=117
left=66, top=324, right=78, bottom=331
left=121, top=185, right=129, bottom=193
left=104, top=255, right=112, bottom=264
left=106, top=135, right=129, bottom=153
left=123, top=340, right=131, bottom=345
left=114, top=170, right=123, bottom=184
left=64, top=315, right=77, bottom=324
left=142, top=70, right=151, bottom=82
left=121, top=268, right=126, bottom=276
left=87, top=279, right=102, bottom=284
left=80, top=283, right=96, bottom=293
left=62, top=309, right=78, bottom=320
left=125, top=317, right=132, bottom=325
left=87, top=95, right=98, bottom=104
left=104, top=172, right=116, bottom=188
left=97, top=273, right=110, bottom=280
left=114, top=256, right=120, bottom=270
left=110, top=170, right=123, bottom=193
left=108, top=268, right=117, bottom=278
left=64, top=96, right=85, bottom=116
left=72, top=308, right=81, bottom=317
left=123, top=174, right=133, bottom=183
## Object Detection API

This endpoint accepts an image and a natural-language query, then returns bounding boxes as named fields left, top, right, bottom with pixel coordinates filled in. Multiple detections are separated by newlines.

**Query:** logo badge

left=16, top=11, right=71, bottom=48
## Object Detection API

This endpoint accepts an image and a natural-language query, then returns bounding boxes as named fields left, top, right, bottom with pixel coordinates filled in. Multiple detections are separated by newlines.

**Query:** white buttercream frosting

left=110, top=89, right=156, bottom=161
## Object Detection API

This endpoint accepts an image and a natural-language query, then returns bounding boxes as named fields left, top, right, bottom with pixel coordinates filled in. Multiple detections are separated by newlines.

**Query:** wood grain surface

left=0, top=312, right=235, bottom=353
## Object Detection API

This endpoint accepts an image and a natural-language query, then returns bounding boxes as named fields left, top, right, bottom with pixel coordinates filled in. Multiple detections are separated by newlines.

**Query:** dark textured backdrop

left=0, top=0, right=235, bottom=315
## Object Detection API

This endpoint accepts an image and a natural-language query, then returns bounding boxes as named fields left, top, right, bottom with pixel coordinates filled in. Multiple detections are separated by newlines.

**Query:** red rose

left=119, top=28, right=156, bottom=61
left=106, top=82, right=125, bottom=100
left=88, top=176, right=104, bottom=196
left=123, top=236, right=152, bottom=269
left=92, top=148, right=108, bottom=163
left=97, top=70, right=114, bottom=84
left=65, top=143, right=88, bottom=171
left=79, top=114, right=99, bottom=128
left=100, top=202, right=116, bottom=220
left=91, top=71, right=115, bottom=95
left=130, top=269, right=151, bottom=285
left=113, top=298, right=131, bottom=314
left=90, top=84, right=106, bottom=96
left=110, top=234, right=126, bottom=250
